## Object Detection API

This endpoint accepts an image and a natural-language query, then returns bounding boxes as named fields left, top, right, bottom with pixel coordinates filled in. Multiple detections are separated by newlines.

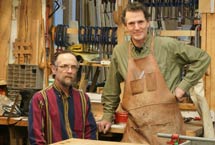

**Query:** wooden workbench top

left=50, top=138, right=148, bottom=145
left=109, top=121, right=203, bottom=137
left=0, top=116, right=28, bottom=126
left=0, top=116, right=203, bottom=137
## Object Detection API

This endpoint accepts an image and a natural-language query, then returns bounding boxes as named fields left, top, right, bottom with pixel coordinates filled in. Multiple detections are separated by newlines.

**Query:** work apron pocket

left=145, top=72, right=157, bottom=91
left=130, top=78, right=144, bottom=95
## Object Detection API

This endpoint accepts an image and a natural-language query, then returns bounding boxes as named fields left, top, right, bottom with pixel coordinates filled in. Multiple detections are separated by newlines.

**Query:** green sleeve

left=174, top=39, right=211, bottom=92
left=101, top=47, right=124, bottom=122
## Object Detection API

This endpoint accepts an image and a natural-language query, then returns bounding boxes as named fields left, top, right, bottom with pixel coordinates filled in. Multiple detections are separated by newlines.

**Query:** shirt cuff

left=177, top=80, right=192, bottom=92
left=102, top=113, right=114, bottom=123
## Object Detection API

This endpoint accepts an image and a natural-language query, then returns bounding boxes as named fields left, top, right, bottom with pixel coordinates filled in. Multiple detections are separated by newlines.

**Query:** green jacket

left=102, top=35, right=211, bottom=122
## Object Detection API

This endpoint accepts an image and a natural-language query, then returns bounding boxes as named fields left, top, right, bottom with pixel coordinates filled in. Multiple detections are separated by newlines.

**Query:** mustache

left=65, top=75, right=74, bottom=78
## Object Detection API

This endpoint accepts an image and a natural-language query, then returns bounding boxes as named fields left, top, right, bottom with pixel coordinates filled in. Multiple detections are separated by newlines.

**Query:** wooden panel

left=0, top=117, right=28, bottom=127
left=30, top=19, right=41, bottom=64
left=207, top=14, right=215, bottom=110
left=199, top=0, right=215, bottom=13
left=17, top=0, right=28, bottom=40
left=201, top=14, right=210, bottom=109
left=201, top=13, right=215, bottom=111
left=159, top=30, right=195, bottom=37
left=30, top=0, right=42, bottom=65
left=116, top=0, right=128, bottom=43
left=201, top=14, right=208, bottom=107
left=16, top=0, right=42, bottom=64
left=0, top=0, right=12, bottom=82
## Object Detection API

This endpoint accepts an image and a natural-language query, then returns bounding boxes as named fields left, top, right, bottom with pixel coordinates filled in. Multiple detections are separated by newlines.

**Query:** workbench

left=108, top=122, right=204, bottom=137
left=0, top=116, right=203, bottom=145
left=50, top=138, right=149, bottom=145
left=0, top=116, right=28, bottom=145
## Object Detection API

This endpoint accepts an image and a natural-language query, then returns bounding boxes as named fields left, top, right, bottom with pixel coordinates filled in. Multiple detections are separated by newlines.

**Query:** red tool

left=166, top=134, right=182, bottom=145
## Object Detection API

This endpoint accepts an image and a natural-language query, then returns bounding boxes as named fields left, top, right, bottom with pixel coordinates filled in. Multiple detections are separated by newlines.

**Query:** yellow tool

left=69, top=44, right=84, bottom=52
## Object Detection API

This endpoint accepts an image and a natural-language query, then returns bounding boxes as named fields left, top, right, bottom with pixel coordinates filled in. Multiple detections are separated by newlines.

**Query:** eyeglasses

left=55, top=64, right=79, bottom=71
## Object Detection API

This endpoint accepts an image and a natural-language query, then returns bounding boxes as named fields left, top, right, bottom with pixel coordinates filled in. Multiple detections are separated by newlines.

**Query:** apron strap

left=150, top=36, right=155, bottom=56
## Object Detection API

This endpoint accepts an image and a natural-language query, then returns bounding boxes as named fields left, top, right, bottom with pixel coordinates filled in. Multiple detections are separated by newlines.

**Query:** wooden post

left=201, top=13, right=215, bottom=111
left=114, top=0, right=128, bottom=44
left=200, top=1, right=215, bottom=114
left=0, top=0, right=12, bottom=82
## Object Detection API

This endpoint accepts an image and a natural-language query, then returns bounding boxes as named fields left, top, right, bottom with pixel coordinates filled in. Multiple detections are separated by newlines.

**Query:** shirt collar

left=130, top=34, right=152, bottom=55
left=53, top=82, right=72, bottom=99
left=131, top=39, right=143, bottom=53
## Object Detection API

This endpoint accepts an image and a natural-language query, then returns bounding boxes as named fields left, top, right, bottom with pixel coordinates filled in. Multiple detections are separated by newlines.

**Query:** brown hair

left=51, top=50, right=77, bottom=65
left=121, top=1, right=150, bottom=25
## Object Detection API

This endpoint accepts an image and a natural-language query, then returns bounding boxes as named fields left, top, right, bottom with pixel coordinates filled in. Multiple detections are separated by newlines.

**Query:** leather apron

left=121, top=38, right=185, bottom=145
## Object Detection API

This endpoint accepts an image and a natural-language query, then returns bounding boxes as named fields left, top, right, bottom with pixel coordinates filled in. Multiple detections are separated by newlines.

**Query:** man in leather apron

left=120, top=40, right=185, bottom=144
left=97, top=2, right=211, bottom=145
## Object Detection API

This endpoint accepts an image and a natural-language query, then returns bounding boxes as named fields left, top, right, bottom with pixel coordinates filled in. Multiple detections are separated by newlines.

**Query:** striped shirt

left=28, top=84, right=97, bottom=145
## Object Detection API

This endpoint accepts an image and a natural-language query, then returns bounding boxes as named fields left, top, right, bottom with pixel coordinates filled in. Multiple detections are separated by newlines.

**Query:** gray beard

left=61, top=78, right=77, bottom=88
left=61, top=79, right=73, bottom=87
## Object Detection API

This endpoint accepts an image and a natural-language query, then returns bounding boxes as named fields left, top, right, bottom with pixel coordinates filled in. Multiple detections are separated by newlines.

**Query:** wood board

left=0, top=0, right=12, bottom=82
left=17, top=0, right=42, bottom=64
left=199, top=0, right=215, bottom=13
left=201, top=13, right=215, bottom=111
left=51, top=138, right=149, bottom=145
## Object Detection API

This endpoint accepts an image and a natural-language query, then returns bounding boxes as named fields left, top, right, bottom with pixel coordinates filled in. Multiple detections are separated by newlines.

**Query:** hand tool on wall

left=88, top=26, right=97, bottom=52
left=95, top=0, right=102, bottom=26
left=89, top=67, right=101, bottom=92
left=102, top=0, right=108, bottom=26
left=100, top=1, right=106, bottom=27
left=105, top=27, right=111, bottom=59
left=62, top=25, right=71, bottom=47
left=160, top=0, right=166, bottom=29
left=106, top=27, right=112, bottom=58
left=88, top=0, right=96, bottom=26
left=111, top=27, right=117, bottom=54
left=90, top=26, right=96, bottom=52
left=86, top=26, right=92, bottom=52
left=78, top=63, right=92, bottom=92
left=150, top=0, right=158, bottom=35
left=178, top=0, right=185, bottom=26
left=106, top=1, right=112, bottom=27
left=95, top=27, right=103, bottom=60
left=78, top=72, right=88, bottom=92
left=78, top=26, right=86, bottom=51
left=54, top=24, right=71, bottom=51
left=106, top=26, right=117, bottom=58
left=100, top=27, right=105, bottom=59
left=111, top=0, right=116, bottom=27
left=163, top=0, right=168, bottom=19
left=156, top=0, right=162, bottom=29
left=171, top=0, right=176, bottom=19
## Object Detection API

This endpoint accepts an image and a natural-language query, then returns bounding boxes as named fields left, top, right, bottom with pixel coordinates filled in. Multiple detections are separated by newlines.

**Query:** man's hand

left=175, top=87, right=185, bottom=102
left=97, top=120, right=112, bottom=134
